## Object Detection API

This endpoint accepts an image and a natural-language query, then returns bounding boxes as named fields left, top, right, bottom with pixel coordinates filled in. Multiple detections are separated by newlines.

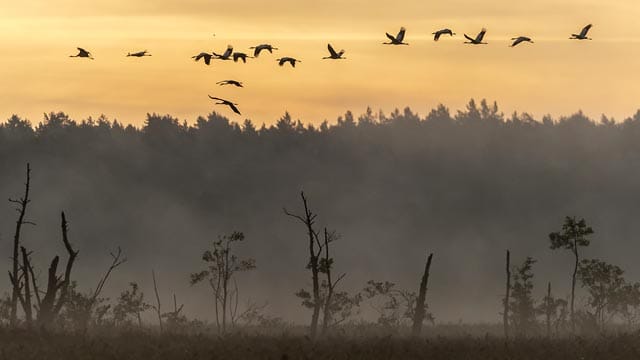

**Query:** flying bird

left=323, top=44, right=346, bottom=59
left=208, top=95, right=241, bottom=115
left=384, top=27, right=408, bottom=45
left=433, top=29, right=456, bottom=41
left=277, top=57, right=301, bottom=68
left=127, top=50, right=152, bottom=57
left=510, top=36, right=534, bottom=47
left=217, top=80, right=243, bottom=87
left=69, top=47, right=94, bottom=59
left=250, top=44, right=278, bottom=57
left=464, top=29, right=488, bottom=44
left=570, top=24, right=593, bottom=40
left=213, top=45, right=234, bottom=60
left=192, top=52, right=214, bottom=65
left=232, top=52, right=253, bottom=63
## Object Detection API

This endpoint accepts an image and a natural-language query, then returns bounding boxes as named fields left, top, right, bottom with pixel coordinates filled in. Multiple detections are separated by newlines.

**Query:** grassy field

left=2, top=329, right=640, bottom=360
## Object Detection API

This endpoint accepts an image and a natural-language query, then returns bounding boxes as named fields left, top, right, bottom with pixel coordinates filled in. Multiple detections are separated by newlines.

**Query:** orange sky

left=1, top=0, right=639, bottom=126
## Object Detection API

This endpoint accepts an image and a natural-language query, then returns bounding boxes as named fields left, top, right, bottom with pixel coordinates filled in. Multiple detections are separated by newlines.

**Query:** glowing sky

left=1, top=0, right=639, bottom=126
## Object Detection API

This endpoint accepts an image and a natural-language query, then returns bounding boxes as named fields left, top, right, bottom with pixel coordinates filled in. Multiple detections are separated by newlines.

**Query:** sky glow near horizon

left=1, top=0, right=639, bottom=126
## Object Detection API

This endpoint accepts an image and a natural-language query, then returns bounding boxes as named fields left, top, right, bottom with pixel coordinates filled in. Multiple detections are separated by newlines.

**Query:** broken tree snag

left=52, top=211, right=79, bottom=315
left=504, top=250, right=511, bottom=340
left=20, top=246, right=33, bottom=324
left=411, top=252, right=434, bottom=337
left=37, top=211, right=80, bottom=327
left=37, top=256, right=61, bottom=326
left=9, top=163, right=34, bottom=326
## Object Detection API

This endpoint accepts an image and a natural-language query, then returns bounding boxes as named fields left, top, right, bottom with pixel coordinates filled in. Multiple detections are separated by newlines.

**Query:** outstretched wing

left=289, top=58, right=296, bottom=68
left=433, top=31, right=442, bottom=41
left=223, top=45, right=233, bottom=58
left=253, top=46, right=263, bottom=57
left=476, top=29, right=486, bottom=42
left=385, top=32, right=396, bottom=42
left=396, top=27, right=406, bottom=42
left=511, top=38, right=523, bottom=47
left=208, top=95, right=225, bottom=102
left=464, top=34, right=475, bottom=42
left=580, top=24, right=592, bottom=37
left=227, top=103, right=241, bottom=115
left=327, top=43, right=338, bottom=57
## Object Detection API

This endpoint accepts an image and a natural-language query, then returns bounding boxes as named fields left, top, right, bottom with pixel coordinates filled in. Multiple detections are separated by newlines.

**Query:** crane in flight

left=570, top=24, right=593, bottom=40
left=208, top=96, right=241, bottom=115
left=384, top=27, right=408, bottom=45
left=69, top=47, right=94, bottom=59
left=213, top=45, right=234, bottom=60
left=127, top=50, right=152, bottom=57
left=510, top=36, right=534, bottom=47
left=464, top=29, right=488, bottom=44
left=233, top=52, right=253, bottom=63
left=276, top=57, right=301, bottom=68
left=192, top=52, right=214, bottom=65
left=433, top=29, right=456, bottom=41
left=217, top=80, right=243, bottom=87
left=323, top=44, right=346, bottom=59
left=250, top=44, right=278, bottom=57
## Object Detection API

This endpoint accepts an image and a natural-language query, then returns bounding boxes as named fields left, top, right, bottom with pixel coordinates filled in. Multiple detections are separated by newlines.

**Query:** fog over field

left=1, top=100, right=639, bottom=324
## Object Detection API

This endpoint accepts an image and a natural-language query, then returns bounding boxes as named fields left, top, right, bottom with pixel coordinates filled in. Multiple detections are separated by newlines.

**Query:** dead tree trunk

left=284, top=191, right=323, bottom=340
left=152, top=270, right=163, bottom=333
left=411, top=253, right=434, bottom=337
left=38, top=256, right=61, bottom=326
left=20, top=247, right=33, bottom=325
left=504, top=250, right=511, bottom=340
left=9, top=163, right=33, bottom=326
left=36, top=212, right=79, bottom=327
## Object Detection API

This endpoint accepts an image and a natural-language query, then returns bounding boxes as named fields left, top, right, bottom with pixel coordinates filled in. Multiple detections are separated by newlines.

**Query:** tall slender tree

left=8, top=163, right=34, bottom=326
left=284, top=191, right=323, bottom=339
left=549, top=216, right=593, bottom=333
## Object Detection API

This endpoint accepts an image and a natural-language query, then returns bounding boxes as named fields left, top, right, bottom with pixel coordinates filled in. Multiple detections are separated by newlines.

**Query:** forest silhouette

left=1, top=99, right=640, bottom=324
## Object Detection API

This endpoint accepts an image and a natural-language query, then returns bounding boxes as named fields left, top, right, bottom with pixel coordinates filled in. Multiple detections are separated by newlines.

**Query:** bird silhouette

left=433, top=29, right=456, bottom=41
left=250, top=44, right=278, bottom=57
left=192, top=52, right=214, bottom=65
left=217, top=80, right=243, bottom=87
left=570, top=24, right=593, bottom=40
left=384, top=27, right=408, bottom=45
left=464, top=29, right=488, bottom=44
left=323, top=44, right=346, bottom=59
left=208, top=95, right=241, bottom=115
left=213, top=45, right=234, bottom=60
left=69, top=47, right=94, bottom=59
left=510, top=36, right=534, bottom=47
left=127, top=50, right=152, bottom=57
left=232, top=52, right=253, bottom=63
left=276, top=57, right=301, bottom=68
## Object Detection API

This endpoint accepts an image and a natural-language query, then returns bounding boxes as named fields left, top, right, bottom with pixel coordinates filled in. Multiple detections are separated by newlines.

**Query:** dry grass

left=2, top=328, right=640, bottom=360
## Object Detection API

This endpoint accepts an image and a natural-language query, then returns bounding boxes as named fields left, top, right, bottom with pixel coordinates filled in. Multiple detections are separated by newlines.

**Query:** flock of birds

left=68, top=24, right=595, bottom=116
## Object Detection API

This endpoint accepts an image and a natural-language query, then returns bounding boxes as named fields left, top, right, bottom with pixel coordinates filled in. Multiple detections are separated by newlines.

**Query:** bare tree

left=8, top=163, right=35, bottom=326
left=284, top=191, right=323, bottom=339
left=411, top=252, right=434, bottom=337
left=63, top=247, right=126, bottom=331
